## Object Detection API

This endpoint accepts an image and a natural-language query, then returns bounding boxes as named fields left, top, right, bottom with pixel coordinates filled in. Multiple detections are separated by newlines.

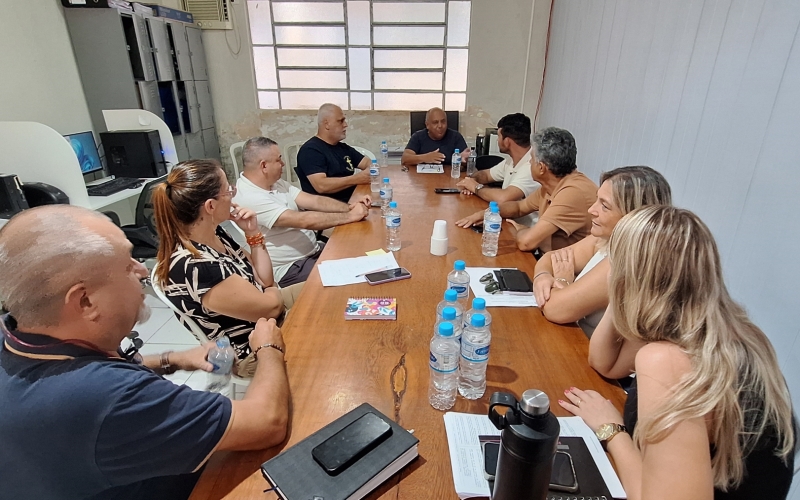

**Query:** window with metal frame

left=247, top=0, right=471, bottom=111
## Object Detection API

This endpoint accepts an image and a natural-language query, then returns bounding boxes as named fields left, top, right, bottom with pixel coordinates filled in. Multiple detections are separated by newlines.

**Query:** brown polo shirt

left=527, top=171, right=597, bottom=251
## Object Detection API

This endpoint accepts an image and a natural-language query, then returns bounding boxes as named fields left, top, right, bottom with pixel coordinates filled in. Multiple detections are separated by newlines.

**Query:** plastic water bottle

left=483, top=201, right=498, bottom=226
left=447, top=260, right=471, bottom=306
left=385, top=201, right=401, bottom=251
left=369, top=158, right=380, bottom=193
left=466, top=148, right=477, bottom=177
left=482, top=204, right=501, bottom=257
left=206, top=336, right=235, bottom=393
left=436, top=306, right=462, bottom=344
left=451, top=149, right=462, bottom=179
left=459, top=314, right=491, bottom=399
left=464, top=297, right=492, bottom=331
left=380, top=177, right=393, bottom=215
left=429, top=322, right=460, bottom=410
left=436, top=289, right=464, bottom=327
left=380, top=140, right=389, bottom=169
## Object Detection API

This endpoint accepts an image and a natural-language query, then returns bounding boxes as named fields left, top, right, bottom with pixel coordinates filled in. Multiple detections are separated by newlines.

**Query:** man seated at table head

left=455, top=113, right=540, bottom=226
left=0, top=205, right=289, bottom=500
left=401, top=107, right=470, bottom=167
left=235, top=136, right=371, bottom=287
left=456, top=126, right=597, bottom=254
left=296, top=103, right=372, bottom=203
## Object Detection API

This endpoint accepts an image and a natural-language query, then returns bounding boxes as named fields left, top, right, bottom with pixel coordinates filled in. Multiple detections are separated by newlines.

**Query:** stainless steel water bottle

left=489, top=389, right=560, bottom=500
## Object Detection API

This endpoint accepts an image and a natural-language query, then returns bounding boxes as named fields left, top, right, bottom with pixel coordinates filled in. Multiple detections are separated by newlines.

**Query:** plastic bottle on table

left=429, top=322, right=460, bottom=410
left=206, top=336, right=235, bottom=393
left=447, top=260, right=471, bottom=306
left=451, top=149, right=462, bottom=179
left=369, top=158, right=380, bottom=193
left=436, top=289, right=464, bottom=327
left=464, top=297, right=492, bottom=331
left=436, top=306, right=462, bottom=344
left=385, top=201, right=401, bottom=252
left=466, top=148, right=477, bottom=177
left=482, top=204, right=501, bottom=257
left=380, top=177, right=393, bottom=215
left=483, top=201, right=498, bottom=226
left=459, top=314, right=491, bottom=399
left=380, top=140, right=389, bottom=169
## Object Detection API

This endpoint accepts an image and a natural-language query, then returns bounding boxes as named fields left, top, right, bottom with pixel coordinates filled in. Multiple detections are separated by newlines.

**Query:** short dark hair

left=242, top=136, right=278, bottom=169
left=496, top=113, right=531, bottom=148
left=532, top=127, right=577, bottom=177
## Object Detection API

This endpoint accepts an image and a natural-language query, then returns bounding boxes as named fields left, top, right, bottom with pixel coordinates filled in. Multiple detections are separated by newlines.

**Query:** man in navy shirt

left=402, top=107, right=470, bottom=167
left=0, top=205, right=290, bottom=500
left=296, top=103, right=372, bottom=203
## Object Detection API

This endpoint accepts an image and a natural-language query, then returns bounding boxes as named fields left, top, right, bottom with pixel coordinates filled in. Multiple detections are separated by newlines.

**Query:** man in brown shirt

left=456, top=127, right=597, bottom=253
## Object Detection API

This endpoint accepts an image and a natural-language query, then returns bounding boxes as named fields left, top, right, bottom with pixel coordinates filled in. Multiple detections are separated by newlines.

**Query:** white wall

left=0, top=1, right=93, bottom=135
left=539, top=0, right=800, bottom=492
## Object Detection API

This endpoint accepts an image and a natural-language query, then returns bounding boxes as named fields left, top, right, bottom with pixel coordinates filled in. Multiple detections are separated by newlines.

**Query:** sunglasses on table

left=480, top=272, right=502, bottom=294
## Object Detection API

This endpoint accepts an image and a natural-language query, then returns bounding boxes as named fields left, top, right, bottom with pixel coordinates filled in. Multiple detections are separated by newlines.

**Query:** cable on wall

left=534, top=0, right=555, bottom=130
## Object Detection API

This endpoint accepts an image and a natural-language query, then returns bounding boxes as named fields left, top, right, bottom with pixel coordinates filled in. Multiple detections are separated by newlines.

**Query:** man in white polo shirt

left=456, top=113, right=540, bottom=227
left=234, top=137, right=370, bottom=287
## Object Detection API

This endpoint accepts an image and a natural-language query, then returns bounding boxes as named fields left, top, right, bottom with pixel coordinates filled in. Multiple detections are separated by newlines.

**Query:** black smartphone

left=482, top=441, right=500, bottom=480
left=470, top=225, right=484, bottom=234
left=364, top=267, right=411, bottom=285
left=311, top=412, right=392, bottom=475
left=435, top=188, right=461, bottom=193
left=482, top=443, right=578, bottom=492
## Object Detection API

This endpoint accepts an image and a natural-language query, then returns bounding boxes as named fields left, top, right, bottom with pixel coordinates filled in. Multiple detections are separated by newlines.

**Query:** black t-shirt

left=405, top=128, right=468, bottom=165
left=296, top=136, right=365, bottom=203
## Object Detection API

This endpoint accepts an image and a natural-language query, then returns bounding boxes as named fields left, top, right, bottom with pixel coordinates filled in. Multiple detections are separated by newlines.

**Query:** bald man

left=0, top=205, right=289, bottom=500
left=401, top=107, right=469, bottom=167
left=296, top=103, right=371, bottom=203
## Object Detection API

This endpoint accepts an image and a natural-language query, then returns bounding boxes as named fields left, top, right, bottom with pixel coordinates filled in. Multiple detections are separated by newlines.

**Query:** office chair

left=282, top=141, right=304, bottom=188
left=410, top=110, right=459, bottom=135
left=228, top=141, right=245, bottom=178
left=353, top=146, right=376, bottom=161
left=476, top=155, right=504, bottom=171
left=121, top=175, right=166, bottom=260
left=150, top=263, right=250, bottom=399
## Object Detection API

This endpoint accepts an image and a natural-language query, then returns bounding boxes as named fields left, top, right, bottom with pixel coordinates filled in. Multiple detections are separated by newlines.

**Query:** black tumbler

left=489, top=389, right=560, bottom=500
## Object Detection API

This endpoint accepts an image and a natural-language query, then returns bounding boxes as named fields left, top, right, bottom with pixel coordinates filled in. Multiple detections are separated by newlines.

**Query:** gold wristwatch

left=474, top=183, right=485, bottom=193
left=595, top=423, right=627, bottom=450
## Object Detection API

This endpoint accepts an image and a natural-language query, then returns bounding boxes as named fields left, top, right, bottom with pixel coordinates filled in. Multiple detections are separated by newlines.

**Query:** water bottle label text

left=461, top=341, right=490, bottom=362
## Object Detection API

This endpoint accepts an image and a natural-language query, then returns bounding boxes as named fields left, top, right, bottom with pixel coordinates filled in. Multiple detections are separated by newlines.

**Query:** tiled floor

left=134, top=291, right=210, bottom=391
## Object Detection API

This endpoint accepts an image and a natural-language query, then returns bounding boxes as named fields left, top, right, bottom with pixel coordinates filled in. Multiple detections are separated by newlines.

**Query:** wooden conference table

left=190, top=165, right=625, bottom=500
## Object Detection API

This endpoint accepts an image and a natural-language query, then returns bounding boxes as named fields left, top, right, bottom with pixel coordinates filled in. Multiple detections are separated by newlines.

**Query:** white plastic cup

left=431, top=220, right=448, bottom=256
left=432, top=220, right=448, bottom=239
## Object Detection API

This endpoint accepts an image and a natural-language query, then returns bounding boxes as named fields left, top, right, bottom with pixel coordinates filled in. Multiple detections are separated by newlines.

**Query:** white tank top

left=575, top=250, right=607, bottom=337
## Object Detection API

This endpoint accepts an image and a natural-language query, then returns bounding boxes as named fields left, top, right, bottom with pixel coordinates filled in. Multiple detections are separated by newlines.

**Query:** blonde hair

left=608, top=206, right=794, bottom=490
left=601, top=166, right=672, bottom=214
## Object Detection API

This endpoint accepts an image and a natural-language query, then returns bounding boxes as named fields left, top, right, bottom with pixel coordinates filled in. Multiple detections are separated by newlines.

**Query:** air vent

left=182, top=0, right=232, bottom=30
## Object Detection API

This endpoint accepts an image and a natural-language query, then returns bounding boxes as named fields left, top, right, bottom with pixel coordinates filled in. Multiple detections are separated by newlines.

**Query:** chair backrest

left=228, top=141, right=245, bottom=178
left=149, top=263, right=210, bottom=345
left=135, top=175, right=168, bottom=233
left=282, top=141, right=304, bottom=187
left=410, top=110, right=459, bottom=135
left=353, top=146, right=376, bottom=161
left=475, top=155, right=505, bottom=171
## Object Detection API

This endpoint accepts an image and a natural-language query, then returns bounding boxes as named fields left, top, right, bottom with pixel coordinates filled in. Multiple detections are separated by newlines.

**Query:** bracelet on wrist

left=533, top=271, right=552, bottom=282
left=554, top=277, right=571, bottom=286
left=253, top=343, right=285, bottom=361
left=246, top=232, right=265, bottom=247
left=160, top=350, right=177, bottom=375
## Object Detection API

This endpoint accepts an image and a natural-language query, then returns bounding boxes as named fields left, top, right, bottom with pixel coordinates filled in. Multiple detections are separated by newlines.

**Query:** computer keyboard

left=87, top=177, right=143, bottom=197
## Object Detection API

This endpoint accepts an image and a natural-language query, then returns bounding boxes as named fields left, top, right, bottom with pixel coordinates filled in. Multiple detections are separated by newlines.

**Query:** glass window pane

left=276, top=48, right=346, bottom=67
left=279, top=70, right=347, bottom=89
left=445, top=92, right=466, bottom=111
left=275, top=26, right=346, bottom=45
left=348, top=48, right=371, bottom=90
left=253, top=47, right=278, bottom=89
left=346, top=1, right=370, bottom=45
left=350, top=92, right=371, bottom=110
left=374, top=92, right=442, bottom=111
left=281, top=91, right=348, bottom=109
left=375, top=72, right=442, bottom=91
left=258, top=91, right=280, bottom=109
left=373, top=26, right=445, bottom=46
left=447, top=1, right=471, bottom=46
left=247, top=1, right=273, bottom=45
left=374, top=49, right=443, bottom=69
left=271, top=2, right=344, bottom=23
left=445, top=49, right=468, bottom=91
left=373, top=2, right=445, bottom=23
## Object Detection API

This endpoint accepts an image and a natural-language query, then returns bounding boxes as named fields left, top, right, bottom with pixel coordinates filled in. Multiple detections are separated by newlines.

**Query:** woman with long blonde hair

left=562, top=206, right=794, bottom=499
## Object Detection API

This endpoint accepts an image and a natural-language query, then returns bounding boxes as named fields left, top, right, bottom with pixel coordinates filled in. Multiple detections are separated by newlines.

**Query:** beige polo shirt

left=526, top=171, right=597, bottom=251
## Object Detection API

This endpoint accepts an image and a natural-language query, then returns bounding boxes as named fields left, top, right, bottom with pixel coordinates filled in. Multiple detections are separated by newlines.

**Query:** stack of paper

left=466, top=267, right=537, bottom=307
left=317, top=252, right=400, bottom=287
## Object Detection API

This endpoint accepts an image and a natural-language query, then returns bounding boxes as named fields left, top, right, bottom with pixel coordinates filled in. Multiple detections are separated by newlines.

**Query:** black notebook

left=261, top=403, right=419, bottom=500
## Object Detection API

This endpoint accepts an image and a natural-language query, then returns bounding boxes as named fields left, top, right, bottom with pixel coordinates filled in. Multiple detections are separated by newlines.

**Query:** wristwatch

left=595, top=423, right=627, bottom=450
left=474, top=183, right=485, bottom=193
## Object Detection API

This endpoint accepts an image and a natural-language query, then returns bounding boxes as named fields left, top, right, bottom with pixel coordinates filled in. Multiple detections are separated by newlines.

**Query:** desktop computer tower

left=99, top=130, right=167, bottom=179
left=0, top=174, right=30, bottom=218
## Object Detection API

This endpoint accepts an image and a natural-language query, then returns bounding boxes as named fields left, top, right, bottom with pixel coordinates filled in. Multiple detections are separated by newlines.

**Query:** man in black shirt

left=296, top=103, right=371, bottom=203
left=402, top=107, right=469, bottom=167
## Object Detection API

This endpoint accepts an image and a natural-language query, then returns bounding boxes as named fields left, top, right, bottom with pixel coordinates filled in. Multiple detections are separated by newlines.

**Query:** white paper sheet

left=466, top=267, right=537, bottom=307
left=417, top=164, right=444, bottom=173
left=443, top=412, right=626, bottom=499
left=317, top=252, right=400, bottom=287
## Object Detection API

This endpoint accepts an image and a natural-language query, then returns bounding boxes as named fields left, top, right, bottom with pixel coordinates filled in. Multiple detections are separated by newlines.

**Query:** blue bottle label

left=486, top=222, right=501, bottom=232
left=386, top=216, right=401, bottom=228
left=370, top=166, right=379, bottom=175
left=380, top=188, right=392, bottom=199
left=448, top=283, right=468, bottom=298
left=460, top=340, right=490, bottom=362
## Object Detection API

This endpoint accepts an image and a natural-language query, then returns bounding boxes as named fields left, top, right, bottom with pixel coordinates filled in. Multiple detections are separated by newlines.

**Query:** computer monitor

left=65, top=131, right=103, bottom=175
left=410, top=111, right=460, bottom=135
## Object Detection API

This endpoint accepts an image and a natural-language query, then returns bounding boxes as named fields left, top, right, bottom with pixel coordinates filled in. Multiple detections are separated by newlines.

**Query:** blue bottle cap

left=371, top=158, right=377, bottom=163
left=442, top=307, right=457, bottom=320
left=454, top=149, right=460, bottom=154
left=489, top=201, right=498, bottom=207
left=471, top=314, right=485, bottom=327
left=490, top=205, right=499, bottom=213
left=473, top=298, right=486, bottom=310
left=438, top=322, right=454, bottom=337
left=389, top=201, right=397, bottom=208
left=445, top=289, right=458, bottom=301
left=383, top=177, right=390, bottom=183
left=454, top=260, right=465, bottom=271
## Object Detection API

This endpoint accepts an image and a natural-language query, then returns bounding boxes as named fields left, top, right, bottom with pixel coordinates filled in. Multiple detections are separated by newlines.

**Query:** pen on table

left=355, top=266, right=389, bottom=277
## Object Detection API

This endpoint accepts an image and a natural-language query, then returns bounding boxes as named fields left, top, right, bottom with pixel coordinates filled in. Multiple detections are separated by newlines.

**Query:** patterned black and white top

left=164, top=227, right=262, bottom=359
